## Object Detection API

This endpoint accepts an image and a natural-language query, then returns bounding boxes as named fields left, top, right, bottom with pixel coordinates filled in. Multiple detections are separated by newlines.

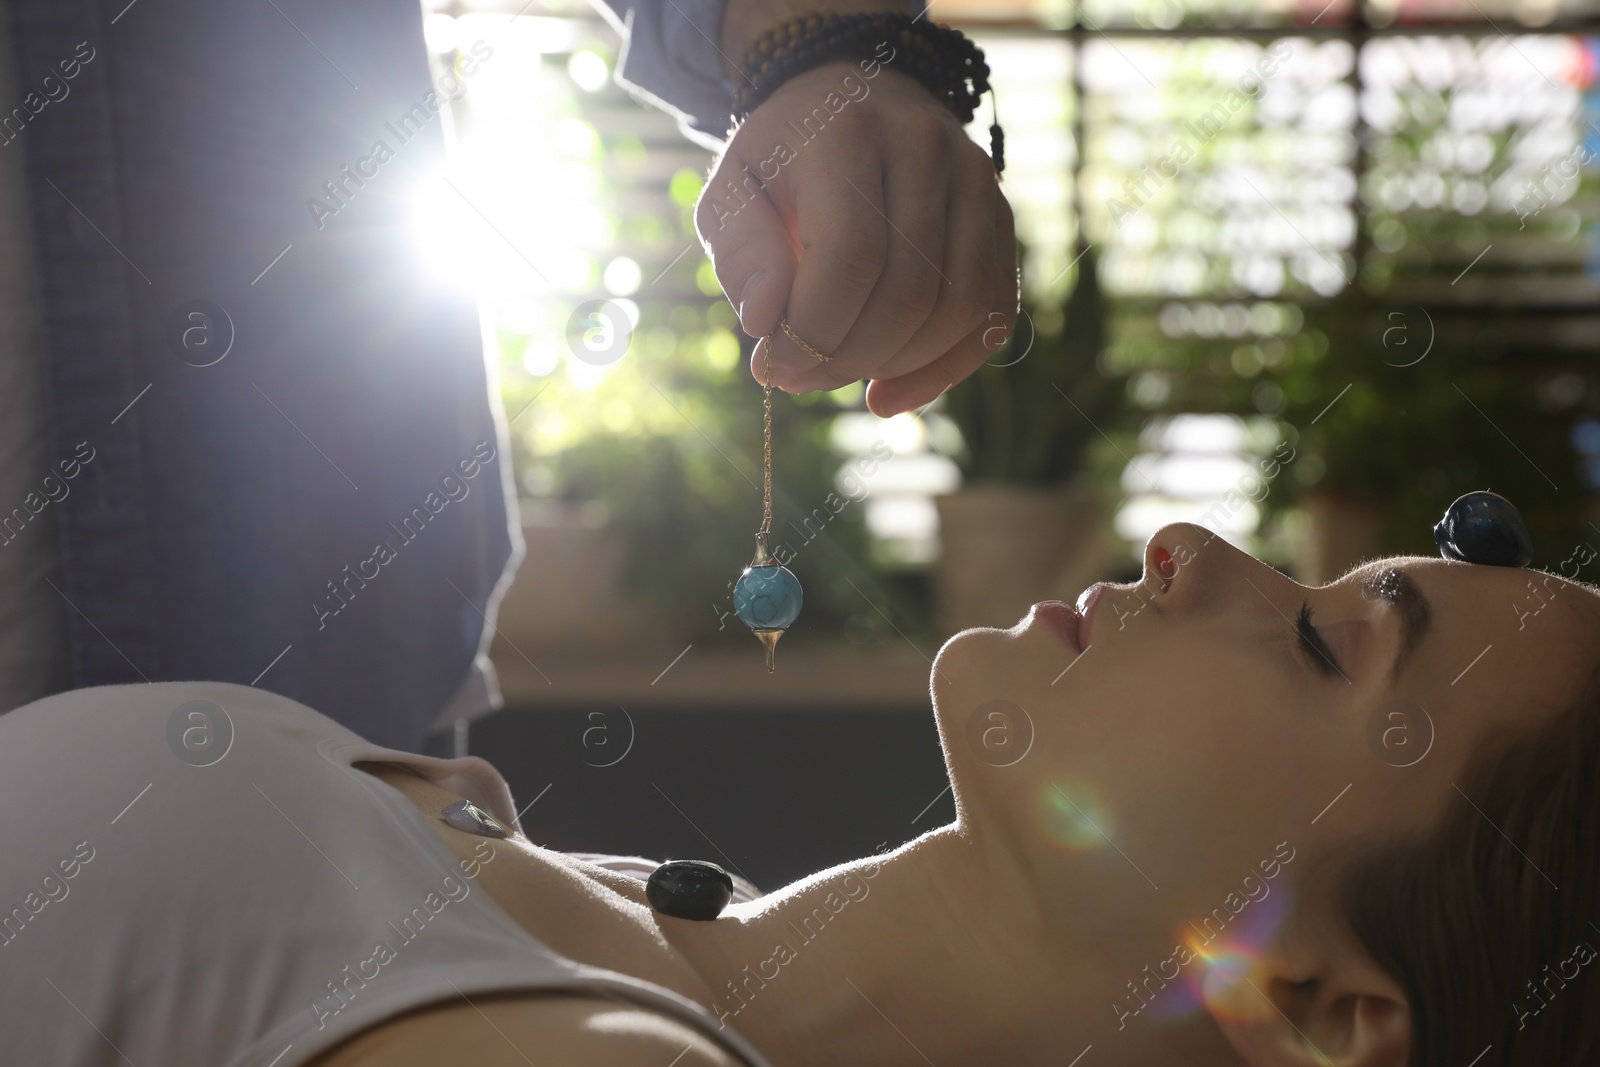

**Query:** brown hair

left=1336, top=660, right=1600, bottom=1064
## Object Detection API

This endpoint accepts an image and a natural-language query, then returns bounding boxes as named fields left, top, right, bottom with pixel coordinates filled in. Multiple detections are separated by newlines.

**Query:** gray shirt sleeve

left=585, top=0, right=735, bottom=151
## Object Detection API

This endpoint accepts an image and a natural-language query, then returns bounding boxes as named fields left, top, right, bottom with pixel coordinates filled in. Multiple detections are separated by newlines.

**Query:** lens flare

left=1040, top=780, right=1112, bottom=851
left=1120, top=877, right=1294, bottom=1025
left=1199, top=947, right=1271, bottom=1020
left=1186, top=885, right=1291, bottom=1023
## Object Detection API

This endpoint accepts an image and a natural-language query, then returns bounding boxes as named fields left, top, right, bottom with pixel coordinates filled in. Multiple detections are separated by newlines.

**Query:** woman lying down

left=4, top=494, right=1599, bottom=1067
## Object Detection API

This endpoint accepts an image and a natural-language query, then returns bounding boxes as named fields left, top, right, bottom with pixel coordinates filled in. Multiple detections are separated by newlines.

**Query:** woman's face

left=931, top=521, right=1600, bottom=966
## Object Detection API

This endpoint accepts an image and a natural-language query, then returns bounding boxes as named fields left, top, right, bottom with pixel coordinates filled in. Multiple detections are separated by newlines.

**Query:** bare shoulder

left=306, top=991, right=746, bottom=1067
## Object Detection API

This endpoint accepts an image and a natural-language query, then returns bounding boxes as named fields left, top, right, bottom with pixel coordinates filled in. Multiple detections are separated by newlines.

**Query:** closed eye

left=1296, top=601, right=1346, bottom=679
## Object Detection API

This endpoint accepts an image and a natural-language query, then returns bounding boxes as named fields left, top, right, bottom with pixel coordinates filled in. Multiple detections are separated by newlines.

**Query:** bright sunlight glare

left=405, top=14, right=613, bottom=302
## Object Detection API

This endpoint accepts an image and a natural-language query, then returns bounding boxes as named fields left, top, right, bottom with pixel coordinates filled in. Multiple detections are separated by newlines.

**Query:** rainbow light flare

left=1141, top=883, right=1293, bottom=1023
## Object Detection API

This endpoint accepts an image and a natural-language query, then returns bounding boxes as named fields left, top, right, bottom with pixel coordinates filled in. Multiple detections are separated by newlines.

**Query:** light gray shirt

left=0, top=681, right=773, bottom=1067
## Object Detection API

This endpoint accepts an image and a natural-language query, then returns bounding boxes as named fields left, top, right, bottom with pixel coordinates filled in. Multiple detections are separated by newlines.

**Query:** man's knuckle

left=959, top=133, right=1000, bottom=175
left=901, top=113, right=950, bottom=158
left=807, top=364, right=861, bottom=391
left=695, top=198, right=738, bottom=239
left=822, top=226, right=887, bottom=284
left=997, top=189, right=1017, bottom=227
left=694, top=200, right=717, bottom=235
left=946, top=284, right=989, bottom=332
left=879, top=273, right=941, bottom=333
left=828, top=100, right=871, bottom=136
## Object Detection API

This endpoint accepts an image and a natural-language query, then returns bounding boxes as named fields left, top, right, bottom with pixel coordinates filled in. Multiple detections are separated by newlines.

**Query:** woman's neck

left=659, top=823, right=1245, bottom=1067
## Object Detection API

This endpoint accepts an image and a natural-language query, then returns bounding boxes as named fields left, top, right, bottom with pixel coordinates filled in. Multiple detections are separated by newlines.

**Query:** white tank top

left=0, top=681, right=775, bottom=1067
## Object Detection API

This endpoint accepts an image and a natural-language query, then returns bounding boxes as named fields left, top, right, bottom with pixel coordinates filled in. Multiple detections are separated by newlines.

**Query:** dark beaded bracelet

left=729, top=11, right=1004, bottom=174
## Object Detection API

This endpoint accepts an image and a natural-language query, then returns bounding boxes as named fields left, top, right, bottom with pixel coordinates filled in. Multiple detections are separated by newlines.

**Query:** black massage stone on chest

left=646, top=859, right=735, bottom=921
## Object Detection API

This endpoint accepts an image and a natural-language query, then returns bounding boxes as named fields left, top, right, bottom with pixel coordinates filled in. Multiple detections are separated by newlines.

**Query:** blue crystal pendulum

left=733, top=336, right=802, bottom=672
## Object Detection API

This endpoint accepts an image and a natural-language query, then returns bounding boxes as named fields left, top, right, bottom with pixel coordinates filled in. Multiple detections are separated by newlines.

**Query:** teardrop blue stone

left=734, top=564, right=803, bottom=631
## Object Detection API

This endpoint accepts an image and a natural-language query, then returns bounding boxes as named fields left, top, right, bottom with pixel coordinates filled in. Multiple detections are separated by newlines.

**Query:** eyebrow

left=1361, top=567, right=1433, bottom=688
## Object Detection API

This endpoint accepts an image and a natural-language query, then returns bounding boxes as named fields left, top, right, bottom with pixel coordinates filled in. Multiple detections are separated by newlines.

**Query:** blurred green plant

left=939, top=245, right=1126, bottom=486
left=1273, top=300, right=1587, bottom=562
left=501, top=303, right=893, bottom=642
left=1104, top=287, right=1593, bottom=565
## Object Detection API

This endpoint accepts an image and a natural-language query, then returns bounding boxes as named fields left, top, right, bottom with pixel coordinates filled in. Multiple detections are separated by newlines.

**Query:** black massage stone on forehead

left=1432, top=491, right=1534, bottom=568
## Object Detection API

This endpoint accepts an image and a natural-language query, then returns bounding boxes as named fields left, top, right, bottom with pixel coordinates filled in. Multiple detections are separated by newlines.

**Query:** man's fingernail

left=737, top=271, right=766, bottom=330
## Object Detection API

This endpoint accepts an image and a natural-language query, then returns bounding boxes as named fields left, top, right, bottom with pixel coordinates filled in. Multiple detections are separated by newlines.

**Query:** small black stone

left=1433, top=490, right=1534, bottom=568
left=646, top=859, right=734, bottom=921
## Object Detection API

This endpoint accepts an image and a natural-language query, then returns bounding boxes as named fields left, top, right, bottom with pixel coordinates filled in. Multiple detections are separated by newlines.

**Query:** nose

left=1141, top=522, right=1221, bottom=595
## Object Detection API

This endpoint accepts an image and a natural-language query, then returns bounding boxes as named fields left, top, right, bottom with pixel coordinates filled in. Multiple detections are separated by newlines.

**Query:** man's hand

left=695, top=7, right=1018, bottom=418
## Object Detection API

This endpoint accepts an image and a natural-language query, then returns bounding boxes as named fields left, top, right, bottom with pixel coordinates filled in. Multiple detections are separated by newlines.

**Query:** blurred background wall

left=415, top=0, right=1599, bottom=888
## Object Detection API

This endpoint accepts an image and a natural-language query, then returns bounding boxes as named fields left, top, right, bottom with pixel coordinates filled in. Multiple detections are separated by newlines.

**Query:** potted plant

left=1270, top=296, right=1586, bottom=583
left=1104, top=286, right=1589, bottom=585
left=933, top=245, right=1129, bottom=632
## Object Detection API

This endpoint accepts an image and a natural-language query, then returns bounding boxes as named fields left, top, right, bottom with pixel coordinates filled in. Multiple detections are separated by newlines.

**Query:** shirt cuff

left=609, top=0, right=736, bottom=151
left=598, top=0, right=931, bottom=151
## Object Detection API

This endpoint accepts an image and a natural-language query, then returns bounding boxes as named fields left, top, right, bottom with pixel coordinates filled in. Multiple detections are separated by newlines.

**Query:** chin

left=929, top=622, right=1029, bottom=728
left=929, top=620, right=1063, bottom=835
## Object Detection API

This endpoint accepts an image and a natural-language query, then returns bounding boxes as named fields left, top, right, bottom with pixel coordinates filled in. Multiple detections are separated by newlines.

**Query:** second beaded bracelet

left=729, top=11, right=1004, bottom=174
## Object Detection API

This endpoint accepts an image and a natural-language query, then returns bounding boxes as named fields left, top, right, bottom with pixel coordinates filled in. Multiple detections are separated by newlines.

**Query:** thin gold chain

left=780, top=318, right=831, bottom=362
left=760, top=336, right=773, bottom=534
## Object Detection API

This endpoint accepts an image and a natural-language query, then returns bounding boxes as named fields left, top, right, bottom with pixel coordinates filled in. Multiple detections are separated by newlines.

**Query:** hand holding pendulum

left=732, top=333, right=804, bottom=672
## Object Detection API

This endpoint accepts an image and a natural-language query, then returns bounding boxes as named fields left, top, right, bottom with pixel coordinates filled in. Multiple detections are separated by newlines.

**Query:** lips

left=1074, top=583, right=1107, bottom=650
left=1030, top=601, right=1081, bottom=652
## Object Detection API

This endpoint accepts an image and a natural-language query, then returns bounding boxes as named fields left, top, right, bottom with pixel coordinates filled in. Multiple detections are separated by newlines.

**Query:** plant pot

left=933, top=483, right=1119, bottom=635
left=1294, top=488, right=1388, bottom=586
left=492, top=499, right=692, bottom=655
